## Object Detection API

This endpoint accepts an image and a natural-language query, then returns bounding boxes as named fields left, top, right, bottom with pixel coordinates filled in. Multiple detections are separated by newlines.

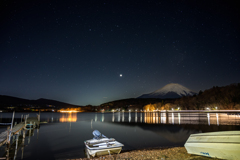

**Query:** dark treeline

left=175, top=83, right=240, bottom=110
left=100, top=83, right=240, bottom=111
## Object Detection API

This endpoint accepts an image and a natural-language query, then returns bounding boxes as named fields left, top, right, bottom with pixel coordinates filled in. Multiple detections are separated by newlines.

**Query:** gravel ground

left=72, top=147, right=219, bottom=160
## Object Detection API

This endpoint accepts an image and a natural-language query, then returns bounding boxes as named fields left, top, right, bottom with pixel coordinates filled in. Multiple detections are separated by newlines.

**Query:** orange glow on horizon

left=59, top=113, right=77, bottom=122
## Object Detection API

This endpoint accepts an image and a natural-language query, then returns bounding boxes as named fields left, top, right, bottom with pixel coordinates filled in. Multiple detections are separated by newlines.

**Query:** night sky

left=0, top=1, right=239, bottom=105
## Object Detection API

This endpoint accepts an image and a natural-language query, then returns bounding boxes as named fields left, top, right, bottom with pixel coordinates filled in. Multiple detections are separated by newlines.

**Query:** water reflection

left=0, top=112, right=239, bottom=160
left=129, top=112, right=131, bottom=123
left=104, top=111, right=240, bottom=125
left=112, top=112, right=114, bottom=122
left=59, top=113, right=77, bottom=122
left=207, top=113, right=210, bottom=126
left=118, top=112, right=120, bottom=122
left=95, top=113, right=97, bottom=122
left=135, top=112, right=137, bottom=123
left=122, top=112, right=124, bottom=122
left=178, top=113, right=181, bottom=124
left=101, top=113, right=104, bottom=122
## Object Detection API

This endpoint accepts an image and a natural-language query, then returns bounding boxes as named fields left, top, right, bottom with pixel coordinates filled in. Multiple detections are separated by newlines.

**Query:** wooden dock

left=0, top=123, right=25, bottom=147
left=26, top=117, right=40, bottom=128
left=0, top=117, right=39, bottom=147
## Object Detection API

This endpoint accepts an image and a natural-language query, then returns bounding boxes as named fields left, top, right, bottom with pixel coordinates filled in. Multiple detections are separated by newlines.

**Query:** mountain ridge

left=0, top=95, right=82, bottom=108
left=138, top=83, right=197, bottom=99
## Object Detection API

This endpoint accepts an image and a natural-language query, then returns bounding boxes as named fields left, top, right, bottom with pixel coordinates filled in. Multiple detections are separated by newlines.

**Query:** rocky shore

left=75, top=147, right=218, bottom=160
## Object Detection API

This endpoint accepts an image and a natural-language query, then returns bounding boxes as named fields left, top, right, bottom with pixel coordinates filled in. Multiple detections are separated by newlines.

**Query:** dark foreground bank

left=66, top=147, right=219, bottom=160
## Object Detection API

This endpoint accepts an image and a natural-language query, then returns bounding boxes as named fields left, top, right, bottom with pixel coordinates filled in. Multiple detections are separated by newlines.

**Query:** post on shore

left=28, top=122, right=32, bottom=144
left=6, top=126, right=10, bottom=144
left=21, top=130, right=25, bottom=160
left=14, top=133, right=19, bottom=160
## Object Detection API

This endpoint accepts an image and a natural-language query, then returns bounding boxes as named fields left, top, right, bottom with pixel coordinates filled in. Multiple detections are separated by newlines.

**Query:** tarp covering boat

left=84, top=130, right=124, bottom=157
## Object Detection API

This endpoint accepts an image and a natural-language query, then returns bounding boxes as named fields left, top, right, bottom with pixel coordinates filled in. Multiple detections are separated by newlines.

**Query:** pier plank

left=0, top=117, right=39, bottom=147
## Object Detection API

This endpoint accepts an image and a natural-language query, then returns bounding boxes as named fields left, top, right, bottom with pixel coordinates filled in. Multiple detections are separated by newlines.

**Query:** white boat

left=84, top=130, right=124, bottom=157
left=184, top=131, right=240, bottom=160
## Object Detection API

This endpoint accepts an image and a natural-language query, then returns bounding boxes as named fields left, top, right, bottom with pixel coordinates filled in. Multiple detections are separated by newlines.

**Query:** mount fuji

left=138, top=83, right=197, bottom=99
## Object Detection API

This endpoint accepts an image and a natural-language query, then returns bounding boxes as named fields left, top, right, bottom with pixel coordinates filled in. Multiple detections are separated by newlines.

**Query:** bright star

left=120, top=74, right=122, bottom=77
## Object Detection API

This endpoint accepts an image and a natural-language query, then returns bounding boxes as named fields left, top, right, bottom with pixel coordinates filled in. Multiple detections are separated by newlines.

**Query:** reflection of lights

left=129, top=112, right=131, bottom=122
left=216, top=113, right=219, bottom=126
left=59, top=113, right=77, bottom=122
left=156, top=113, right=158, bottom=124
left=144, top=112, right=162, bottom=124
left=207, top=113, right=210, bottom=126
left=95, top=114, right=97, bottom=122
left=118, top=112, right=120, bottom=122
left=122, top=112, right=124, bottom=122
left=101, top=113, right=104, bottom=122
left=60, top=110, right=79, bottom=113
left=171, top=113, right=174, bottom=124
left=112, top=112, right=115, bottom=122
left=135, top=112, right=137, bottom=123
left=178, top=113, right=181, bottom=124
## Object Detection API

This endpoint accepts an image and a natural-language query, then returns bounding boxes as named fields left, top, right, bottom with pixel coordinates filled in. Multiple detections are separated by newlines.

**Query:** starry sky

left=0, top=1, right=239, bottom=106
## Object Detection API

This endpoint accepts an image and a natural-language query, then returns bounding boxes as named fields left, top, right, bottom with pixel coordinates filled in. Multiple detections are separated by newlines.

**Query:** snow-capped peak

left=138, top=83, right=196, bottom=99
left=151, top=83, right=195, bottom=96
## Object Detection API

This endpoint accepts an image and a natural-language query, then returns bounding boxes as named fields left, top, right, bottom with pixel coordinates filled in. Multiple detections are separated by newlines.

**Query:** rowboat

left=184, top=131, right=240, bottom=159
left=84, top=130, right=124, bottom=157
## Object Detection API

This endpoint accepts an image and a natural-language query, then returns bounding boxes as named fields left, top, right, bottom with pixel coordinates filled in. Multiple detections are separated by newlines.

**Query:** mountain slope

left=0, top=95, right=81, bottom=108
left=138, top=83, right=197, bottom=99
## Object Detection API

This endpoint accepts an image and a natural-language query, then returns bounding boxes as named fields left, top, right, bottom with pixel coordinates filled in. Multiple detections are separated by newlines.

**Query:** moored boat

left=84, top=130, right=124, bottom=157
left=184, top=131, right=240, bottom=160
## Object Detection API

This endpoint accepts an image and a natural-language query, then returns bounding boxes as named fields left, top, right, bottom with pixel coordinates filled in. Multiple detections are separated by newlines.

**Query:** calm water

left=0, top=112, right=239, bottom=160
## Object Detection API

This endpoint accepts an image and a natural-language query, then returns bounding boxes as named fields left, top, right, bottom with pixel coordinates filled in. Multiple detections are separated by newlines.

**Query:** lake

left=0, top=111, right=239, bottom=160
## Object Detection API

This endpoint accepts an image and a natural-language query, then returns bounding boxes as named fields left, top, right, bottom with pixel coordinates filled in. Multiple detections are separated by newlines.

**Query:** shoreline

left=76, top=147, right=218, bottom=160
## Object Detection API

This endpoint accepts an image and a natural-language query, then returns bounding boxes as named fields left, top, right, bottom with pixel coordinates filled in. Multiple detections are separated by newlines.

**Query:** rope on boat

left=108, top=150, right=111, bottom=157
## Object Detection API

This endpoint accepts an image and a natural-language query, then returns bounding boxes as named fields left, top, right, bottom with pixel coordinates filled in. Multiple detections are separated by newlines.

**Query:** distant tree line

left=100, top=83, right=240, bottom=111
left=143, top=83, right=240, bottom=110
left=173, top=83, right=240, bottom=110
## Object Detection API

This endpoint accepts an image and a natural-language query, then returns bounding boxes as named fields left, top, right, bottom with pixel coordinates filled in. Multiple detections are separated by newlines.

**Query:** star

left=120, top=74, right=122, bottom=77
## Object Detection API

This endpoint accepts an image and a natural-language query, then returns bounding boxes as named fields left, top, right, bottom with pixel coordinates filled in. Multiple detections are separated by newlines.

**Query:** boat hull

left=184, top=131, right=240, bottom=160
left=85, top=147, right=122, bottom=157
left=84, top=138, right=124, bottom=157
